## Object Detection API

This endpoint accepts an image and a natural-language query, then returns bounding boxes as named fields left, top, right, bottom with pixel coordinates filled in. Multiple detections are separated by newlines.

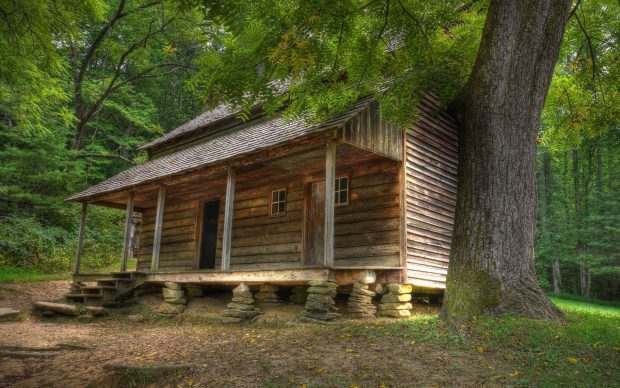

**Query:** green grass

left=0, top=259, right=136, bottom=282
left=0, top=266, right=71, bottom=282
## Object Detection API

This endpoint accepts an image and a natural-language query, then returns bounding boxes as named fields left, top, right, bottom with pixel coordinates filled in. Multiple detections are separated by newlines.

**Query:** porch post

left=120, top=191, right=135, bottom=272
left=221, top=166, right=236, bottom=271
left=73, top=202, right=88, bottom=275
left=324, top=140, right=336, bottom=267
left=150, top=185, right=166, bottom=272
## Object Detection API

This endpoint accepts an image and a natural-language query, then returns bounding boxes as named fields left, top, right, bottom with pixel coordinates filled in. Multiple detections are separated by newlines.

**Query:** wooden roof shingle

left=68, top=97, right=374, bottom=202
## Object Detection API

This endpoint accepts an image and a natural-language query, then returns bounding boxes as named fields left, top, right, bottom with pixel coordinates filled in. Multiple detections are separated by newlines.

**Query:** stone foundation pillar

left=300, top=280, right=339, bottom=322
left=221, top=283, right=261, bottom=323
left=347, top=283, right=376, bottom=318
left=156, top=282, right=187, bottom=316
left=254, top=284, right=282, bottom=303
left=378, top=284, right=413, bottom=318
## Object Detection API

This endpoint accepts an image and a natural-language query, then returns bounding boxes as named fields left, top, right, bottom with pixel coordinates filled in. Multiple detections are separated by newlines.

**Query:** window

left=335, top=176, right=349, bottom=205
left=270, top=188, right=287, bottom=216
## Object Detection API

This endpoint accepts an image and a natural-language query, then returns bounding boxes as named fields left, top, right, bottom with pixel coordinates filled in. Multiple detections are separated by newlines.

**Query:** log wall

left=404, top=95, right=459, bottom=288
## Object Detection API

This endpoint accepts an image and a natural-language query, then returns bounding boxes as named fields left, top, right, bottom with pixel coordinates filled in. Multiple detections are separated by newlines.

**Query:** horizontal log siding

left=405, top=95, right=459, bottom=288
left=137, top=201, right=198, bottom=271
left=334, top=161, right=401, bottom=267
left=216, top=178, right=305, bottom=270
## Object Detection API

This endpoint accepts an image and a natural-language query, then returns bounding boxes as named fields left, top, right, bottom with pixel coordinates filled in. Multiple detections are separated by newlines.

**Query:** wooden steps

left=66, top=271, right=143, bottom=306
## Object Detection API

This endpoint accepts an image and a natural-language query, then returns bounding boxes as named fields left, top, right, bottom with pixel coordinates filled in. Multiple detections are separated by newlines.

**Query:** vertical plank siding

left=405, top=95, right=459, bottom=288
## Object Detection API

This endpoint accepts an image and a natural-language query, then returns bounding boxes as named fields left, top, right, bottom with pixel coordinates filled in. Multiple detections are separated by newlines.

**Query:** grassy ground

left=0, top=259, right=136, bottom=282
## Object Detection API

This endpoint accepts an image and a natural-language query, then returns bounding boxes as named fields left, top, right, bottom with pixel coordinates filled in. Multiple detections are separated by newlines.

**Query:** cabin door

left=305, top=181, right=325, bottom=265
left=199, top=200, right=219, bottom=269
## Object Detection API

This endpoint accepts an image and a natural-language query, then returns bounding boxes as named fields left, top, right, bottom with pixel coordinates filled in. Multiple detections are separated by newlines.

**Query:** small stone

left=378, top=302, right=413, bottom=310
left=232, top=283, right=250, bottom=294
left=221, top=309, right=260, bottom=319
left=231, top=296, right=255, bottom=304
left=381, top=293, right=412, bottom=303
left=164, top=282, right=183, bottom=290
left=227, top=302, right=258, bottom=311
left=166, top=297, right=188, bottom=305
left=162, top=288, right=184, bottom=299
left=351, top=288, right=375, bottom=297
left=86, top=306, right=107, bottom=317
left=76, top=314, right=95, bottom=323
left=128, top=314, right=145, bottom=322
left=379, top=309, right=412, bottom=318
left=0, top=308, right=20, bottom=319
left=156, top=302, right=185, bottom=315
left=387, top=284, right=413, bottom=294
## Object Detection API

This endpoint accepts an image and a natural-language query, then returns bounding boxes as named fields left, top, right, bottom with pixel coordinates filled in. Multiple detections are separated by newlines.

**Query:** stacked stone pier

left=155, top=282, right=187, bottom=316
left=300, top=280, right=339, bottom=322
left=347, top=283, right=376, bottom=318
left=221, top=283, right=261, bottom=323
left=378, top=284, right=413, bottom=318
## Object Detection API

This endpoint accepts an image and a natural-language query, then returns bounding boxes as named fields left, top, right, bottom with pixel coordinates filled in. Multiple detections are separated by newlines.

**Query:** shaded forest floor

left=0, top=281, right=618, bottom=387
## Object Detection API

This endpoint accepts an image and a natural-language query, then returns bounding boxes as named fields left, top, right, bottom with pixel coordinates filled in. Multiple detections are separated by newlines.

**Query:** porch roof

left=67, top=97, right=374, bottom=202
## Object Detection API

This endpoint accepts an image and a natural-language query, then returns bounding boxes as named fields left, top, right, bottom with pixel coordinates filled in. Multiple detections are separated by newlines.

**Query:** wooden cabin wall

left=215, top=177, right=305, bottom=270
left=334, top=160, right=401, bottom=267
left=137, top=201, right=198, bottom=272
left=404, top=95, right=459, bottom=288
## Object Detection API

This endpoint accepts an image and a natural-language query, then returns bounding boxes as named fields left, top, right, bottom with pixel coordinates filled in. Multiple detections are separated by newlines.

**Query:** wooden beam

left=73, top=202, right=88, bottom=275
left=221, top=166, right=236, bottom=271
left=120, top=192, right=135, bottom=272
left=150, top=185, right=166, bottom=272
left=324, top=140, right=336, bottom=266
left=144, top=268, right=330, bottom=285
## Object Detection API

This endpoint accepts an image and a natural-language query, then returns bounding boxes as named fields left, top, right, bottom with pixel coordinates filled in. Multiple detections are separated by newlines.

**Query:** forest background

left=0, top=0, right=618, bottom=300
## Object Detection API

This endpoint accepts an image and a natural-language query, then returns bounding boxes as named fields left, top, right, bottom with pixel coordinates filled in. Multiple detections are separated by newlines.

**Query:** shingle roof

left=68, top=97, right=374, bottom=202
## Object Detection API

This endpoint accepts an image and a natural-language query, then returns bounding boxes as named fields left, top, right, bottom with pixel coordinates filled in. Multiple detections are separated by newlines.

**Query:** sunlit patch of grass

left=0, top=266, right=70, bottom=282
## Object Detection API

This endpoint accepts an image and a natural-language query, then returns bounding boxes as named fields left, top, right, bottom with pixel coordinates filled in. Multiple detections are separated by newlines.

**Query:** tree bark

left=442, top=0, right=570, bottom=324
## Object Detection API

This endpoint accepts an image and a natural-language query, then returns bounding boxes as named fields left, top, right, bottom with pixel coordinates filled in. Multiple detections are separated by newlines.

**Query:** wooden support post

left=73, top=202, right=88, bottom=275
left=221, top=166, right=236, bottom=271
left=120, top=192, right=135, bottom=272
left=324, top=140, right=336, bottom=267
left=150, top=185, right=166, bottom=272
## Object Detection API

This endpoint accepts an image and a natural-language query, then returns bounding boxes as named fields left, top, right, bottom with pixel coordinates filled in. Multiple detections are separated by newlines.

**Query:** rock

left=300, top=310, right=340, bottom=320
left=308, top=280, right=337, bottom=289
left=381, top=293, right=412, bottom=303
left=33, top=301, right=80, bottom=316
left=231, top=296, right=255, bottom=304
left=76, top=314, right=95, bottom=323
left=307, top=286, right=336, bottom=295
left=387, top=284, right=413, bottom=294
left=162, top=288, right=184, bottom=299
left=353, top=283, right=369, bottom=290
left=379, top=309, right=412, bottom=318
left=41, top=311, right=55, bottom=317
left=306, top=293, right=335, bottom=305
left=232, top=283, right=250, bottom=294
left=373, top=284, right=388, bottom=295
left=378, top=302, right=413, bottom=310
left=221, top=309, right=260, bottom=319
left=227, top=302, right=259, bottom=311
left=86, top=306, right=107, bottom=317
left=0, top=308, right=20, bottom=319
left=155, top=302, right=185, bottom=315
left=166, top=297, right=188, bottom=305
left=164, top=282, right=183, bottom=290
left=351, top=288, right=375, bottom=297
left=127, top=314, right=145, bottom=323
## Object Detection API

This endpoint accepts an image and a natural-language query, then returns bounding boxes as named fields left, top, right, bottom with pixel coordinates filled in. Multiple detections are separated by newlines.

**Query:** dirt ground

left=0, top=281, right=502, bottom=388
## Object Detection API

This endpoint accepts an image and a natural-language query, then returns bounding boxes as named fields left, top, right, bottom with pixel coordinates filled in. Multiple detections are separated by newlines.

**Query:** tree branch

left=75, top=152, right=135, bottom=164
left=573, top=12, right=597, bottom=78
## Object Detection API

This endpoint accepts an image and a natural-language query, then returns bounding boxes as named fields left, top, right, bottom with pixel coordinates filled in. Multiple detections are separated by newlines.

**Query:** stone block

left=164, top=282, right=183, bottom=290
left=379, top=309, right=412, bottom=318
left=156, top=302, right=185, bottom=315
left=387, top=284, right=413, bottom=294
left=381, top=293, right=412, bottom=303
left=162, top=288, right=184, bottom=299
left=378, top=302, right=413, bottom=310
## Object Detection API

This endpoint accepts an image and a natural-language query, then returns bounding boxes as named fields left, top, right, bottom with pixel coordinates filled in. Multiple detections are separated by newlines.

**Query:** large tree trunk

left=442, top=0, right=570, bottom=324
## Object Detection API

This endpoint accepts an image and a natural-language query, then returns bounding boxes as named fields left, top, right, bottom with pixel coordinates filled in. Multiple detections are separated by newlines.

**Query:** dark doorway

left=304, top=181, right=325, bottom=265
left=199, top=200, right=219, bottom=269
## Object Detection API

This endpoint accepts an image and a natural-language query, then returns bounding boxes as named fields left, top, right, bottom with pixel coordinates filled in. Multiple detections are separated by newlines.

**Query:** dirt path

left=0, top=281, right=500, bottom=387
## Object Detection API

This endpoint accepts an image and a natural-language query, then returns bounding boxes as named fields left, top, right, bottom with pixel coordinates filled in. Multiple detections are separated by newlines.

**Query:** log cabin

left=66, top=94, right=458, bottom=308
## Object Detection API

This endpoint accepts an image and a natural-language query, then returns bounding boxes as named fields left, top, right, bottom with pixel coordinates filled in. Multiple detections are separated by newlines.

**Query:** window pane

left=272, top=203, right=278, bottom=215
left=341, top=177, right=347, bottom=190
left=279, top=190, right=286, bottom=201
left=272, top=191, right=278, bottom=202
left=278, top=202, right=285, bottom=214
left=335, top=179, right=340, bottom=191
left=341, top=190, right=348, bottom=204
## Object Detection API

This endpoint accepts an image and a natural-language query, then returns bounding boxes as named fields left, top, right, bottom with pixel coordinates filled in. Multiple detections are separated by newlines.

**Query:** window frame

left=334, top=175, right=350, bottom=207
left=269, top=188, right=287, bottom=217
